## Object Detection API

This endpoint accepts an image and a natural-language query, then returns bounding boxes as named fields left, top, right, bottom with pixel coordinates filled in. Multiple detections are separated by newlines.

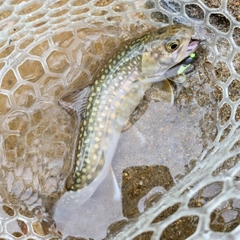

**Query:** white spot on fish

left=87, top=165, right=91, bottom=170
left=87, top=175, right=92, bottom=180
left=85, top=159, right=90, bottom=164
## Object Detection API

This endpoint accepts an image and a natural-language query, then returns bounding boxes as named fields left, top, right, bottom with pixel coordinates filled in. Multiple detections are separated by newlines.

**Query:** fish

left=59, top=25, right=200, bottom=196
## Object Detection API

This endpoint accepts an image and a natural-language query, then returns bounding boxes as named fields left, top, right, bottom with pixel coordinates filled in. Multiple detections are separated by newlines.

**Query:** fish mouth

left=186, top=38, right=201, bottom=53
left=165, top=38, right=201, bottom=80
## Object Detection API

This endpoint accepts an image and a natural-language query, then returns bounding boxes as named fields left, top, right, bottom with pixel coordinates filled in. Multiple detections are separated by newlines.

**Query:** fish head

left=141, top=25, right=200, bottom=77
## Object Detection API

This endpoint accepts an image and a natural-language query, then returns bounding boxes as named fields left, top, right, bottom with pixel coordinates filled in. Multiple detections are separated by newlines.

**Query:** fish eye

left=166, top=39, right=180, bottom=52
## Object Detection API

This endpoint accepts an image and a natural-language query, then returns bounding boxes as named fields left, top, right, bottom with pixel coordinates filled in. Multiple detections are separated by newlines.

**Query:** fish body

left=60, top=25, right=200, bottom=193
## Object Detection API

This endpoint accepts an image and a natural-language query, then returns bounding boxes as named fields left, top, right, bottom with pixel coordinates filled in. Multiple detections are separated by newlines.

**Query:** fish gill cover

left=0, top=0, right=239, bottom=239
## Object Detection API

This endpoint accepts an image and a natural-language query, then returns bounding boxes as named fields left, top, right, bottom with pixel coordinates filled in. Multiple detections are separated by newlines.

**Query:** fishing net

left=0, top=0, right=239, bottom=239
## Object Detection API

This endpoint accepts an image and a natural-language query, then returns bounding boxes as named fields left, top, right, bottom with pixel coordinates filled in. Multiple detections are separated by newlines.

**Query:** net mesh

left=0, top=0, right=240, bottom=239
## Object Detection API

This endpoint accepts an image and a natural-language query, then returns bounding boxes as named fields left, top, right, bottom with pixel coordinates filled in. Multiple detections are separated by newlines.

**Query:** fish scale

left=69, top=56, right=144, bottom=190
left=62, top=25, right=200, bottom=192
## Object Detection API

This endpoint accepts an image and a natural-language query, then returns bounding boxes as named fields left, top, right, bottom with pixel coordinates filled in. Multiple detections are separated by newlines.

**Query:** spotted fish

left=59, top=25, right=200, bottom=195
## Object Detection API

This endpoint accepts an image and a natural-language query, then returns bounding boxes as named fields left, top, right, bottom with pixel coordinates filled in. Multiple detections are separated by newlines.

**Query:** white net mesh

left=0, top=0, right=240, bottom=239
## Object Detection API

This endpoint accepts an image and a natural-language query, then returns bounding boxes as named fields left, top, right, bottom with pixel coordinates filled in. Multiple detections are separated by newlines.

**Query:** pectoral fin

left=148, top=79, right=174, bottom=105
left=122, top=80, right=173, bottom=132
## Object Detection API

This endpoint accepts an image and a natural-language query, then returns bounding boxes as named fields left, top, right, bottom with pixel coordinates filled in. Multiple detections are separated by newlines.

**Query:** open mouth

left=187, top=38, right=201, bottom=53
left=164, top=38, right=201, bottom=80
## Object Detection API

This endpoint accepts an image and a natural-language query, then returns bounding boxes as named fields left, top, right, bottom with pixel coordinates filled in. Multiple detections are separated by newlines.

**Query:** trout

left=59, top=25, right=200, bottom=199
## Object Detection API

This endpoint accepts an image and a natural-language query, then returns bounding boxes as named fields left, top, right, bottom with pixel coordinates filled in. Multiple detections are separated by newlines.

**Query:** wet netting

left=0, top=0, right=240, bottom=239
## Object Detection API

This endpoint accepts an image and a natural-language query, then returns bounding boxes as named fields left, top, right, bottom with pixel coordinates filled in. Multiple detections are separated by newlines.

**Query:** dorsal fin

left=58, top=86, right=91, bottom=122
